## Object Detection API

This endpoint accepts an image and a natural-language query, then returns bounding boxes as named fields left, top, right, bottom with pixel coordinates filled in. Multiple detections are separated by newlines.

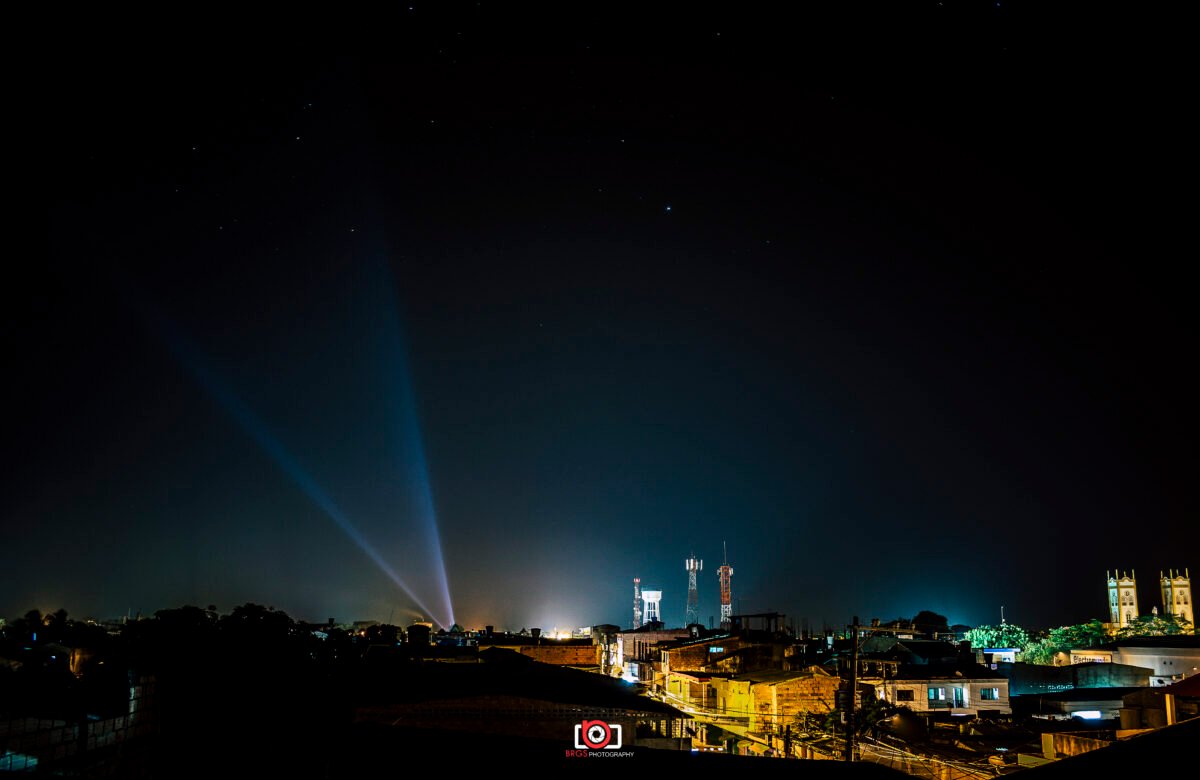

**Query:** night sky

left=7, top=4, right=1195, bottom=633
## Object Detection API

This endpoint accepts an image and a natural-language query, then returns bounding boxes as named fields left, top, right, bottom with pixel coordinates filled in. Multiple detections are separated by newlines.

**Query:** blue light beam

left=133, top=294, right=445, bottom=627
left=368, top=254, right=457, bottom=629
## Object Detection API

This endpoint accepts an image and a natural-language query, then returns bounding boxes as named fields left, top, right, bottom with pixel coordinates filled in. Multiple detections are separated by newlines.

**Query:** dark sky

left=6, top=4, right=1195, bottom=632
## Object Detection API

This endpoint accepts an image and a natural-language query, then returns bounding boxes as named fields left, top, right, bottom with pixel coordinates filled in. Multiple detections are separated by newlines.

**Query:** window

left=897, top=689, right=914, bottom=702
left=928, top=687, right=945, bottom=701
left=981, top=687, right=999, bottom=701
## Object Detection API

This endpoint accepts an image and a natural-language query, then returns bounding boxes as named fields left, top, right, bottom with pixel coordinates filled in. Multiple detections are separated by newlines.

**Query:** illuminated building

left=1160, top=569, right=1194, bottom=627
left=1108, top=570, right=1139, bottom=630
left=614, top=625, right=691, bottom=685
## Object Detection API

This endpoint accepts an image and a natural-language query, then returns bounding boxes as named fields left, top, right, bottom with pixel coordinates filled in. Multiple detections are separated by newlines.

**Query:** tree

left=966, top=623, right=1030, bottom=650
left=5, top=610, right=44, bottom=644
left=220, top=603, right=294, bottom=642
left=1115, top=613, right=1193, bottom=639
left=853, top=694, right=900, bottom=737
left=1021, top=619, right=1109, bottom=665
left=822, top=692, right=899, bottom=738
left=1021, top=638, right=1057, bottom=666
left=912, top=611, right=949, bottom=636
left=154, top=605, right=216, bottom=634
left=1049, top=620, right=1108, bottom=649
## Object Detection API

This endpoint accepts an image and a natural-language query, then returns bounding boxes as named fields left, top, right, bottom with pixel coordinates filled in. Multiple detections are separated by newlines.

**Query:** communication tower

left=686, top=554, right=703, bottom=626
left=718, top=542, right=734, bottom=630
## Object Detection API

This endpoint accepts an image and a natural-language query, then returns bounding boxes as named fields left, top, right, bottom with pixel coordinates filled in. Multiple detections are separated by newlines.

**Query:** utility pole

left=844, top=616, right=860, bottom=762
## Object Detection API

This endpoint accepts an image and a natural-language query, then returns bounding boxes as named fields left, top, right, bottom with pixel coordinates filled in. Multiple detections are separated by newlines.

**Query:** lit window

left=981, top=687, right=999, bottom=701
left=928, top=687, right=945, bottom=701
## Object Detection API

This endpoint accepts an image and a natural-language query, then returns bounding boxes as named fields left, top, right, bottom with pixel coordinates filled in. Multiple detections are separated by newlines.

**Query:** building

left=1160, top=569, right=1194, bottom=627
left=871, top=663, right=1012, bottom=716
left=849, top=637, right=1011, bottom=716
left=661, top=635, right=752, bottom=677
left=1110, top=636, right=1200, bottom=686
left=354, top=650, right=694, bottom=751
left=1121, top=673, right=1200, bottom=729
left=614, top=625, right=691, bottom=686
left=1108, top=570, right=1140, bottom=630
left=662, top=667, right=839, bottom=733
left=745, top=667, right=839, bottom=734
left=851, top=637, right=961, bottom=674
left=1069, top=648, right=1114, bottom=665
left=480, top=636, right=601, bottom=667
left=996, top=661, right=1151, bottom=696
left=658, top=634, right=794, bottom=677
left=1013, top=688, right=1142, bottom=721
left=1063, top=636, right=1200, bottom=687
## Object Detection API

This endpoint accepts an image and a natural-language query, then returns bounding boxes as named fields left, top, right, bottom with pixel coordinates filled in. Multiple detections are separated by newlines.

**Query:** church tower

left=1107, top=570, right=1139, bottom=629
left=1160, top=569, right=1193, bottom=627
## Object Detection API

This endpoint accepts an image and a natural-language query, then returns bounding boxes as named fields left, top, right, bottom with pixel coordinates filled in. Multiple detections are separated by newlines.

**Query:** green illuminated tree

left=1022, top=638, right=1057, bottom=666
left=965, top=623, right=1029, bottom=650
left=1049, top=620, right=1109, bottom=649
left=1021, top=619, right=1109, bottom=665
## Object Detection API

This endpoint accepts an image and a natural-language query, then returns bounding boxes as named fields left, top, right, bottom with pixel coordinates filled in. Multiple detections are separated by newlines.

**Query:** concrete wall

left=513, top=644, right=600, bottom=666
left=1074, top=662, right=1151, bottom=688
left=998, top=661, right=1150, bottom=695
left=997, top=662, right=1073, bottom=696
left=1045, top=731, right=1112, bottom=758
left=709, top=677, right=753, bottom=719
left=664, top=671, right=718, bottom=710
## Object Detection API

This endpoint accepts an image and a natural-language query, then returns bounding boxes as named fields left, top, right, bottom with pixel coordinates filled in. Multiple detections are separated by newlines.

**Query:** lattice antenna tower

left=686, top=553, right=703, bottom=626
left=718, top=542, right=734, bottom=629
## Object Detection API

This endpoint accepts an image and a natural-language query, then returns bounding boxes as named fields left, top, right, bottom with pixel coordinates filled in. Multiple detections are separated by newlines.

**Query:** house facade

left=871, top=665, right=1011, bottom=716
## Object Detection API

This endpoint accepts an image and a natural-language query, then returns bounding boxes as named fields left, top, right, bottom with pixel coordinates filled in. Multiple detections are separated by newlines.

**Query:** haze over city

left=7, top=4, right=1195, bottom=634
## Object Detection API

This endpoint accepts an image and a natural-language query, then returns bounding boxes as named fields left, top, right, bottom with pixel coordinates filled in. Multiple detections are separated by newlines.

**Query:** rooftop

left=890, top=663, right=1006, bottom=682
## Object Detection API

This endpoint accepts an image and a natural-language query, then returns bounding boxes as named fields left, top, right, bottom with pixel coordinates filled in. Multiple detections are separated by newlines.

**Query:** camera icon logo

left=573, top=719, right=623, bottom=750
